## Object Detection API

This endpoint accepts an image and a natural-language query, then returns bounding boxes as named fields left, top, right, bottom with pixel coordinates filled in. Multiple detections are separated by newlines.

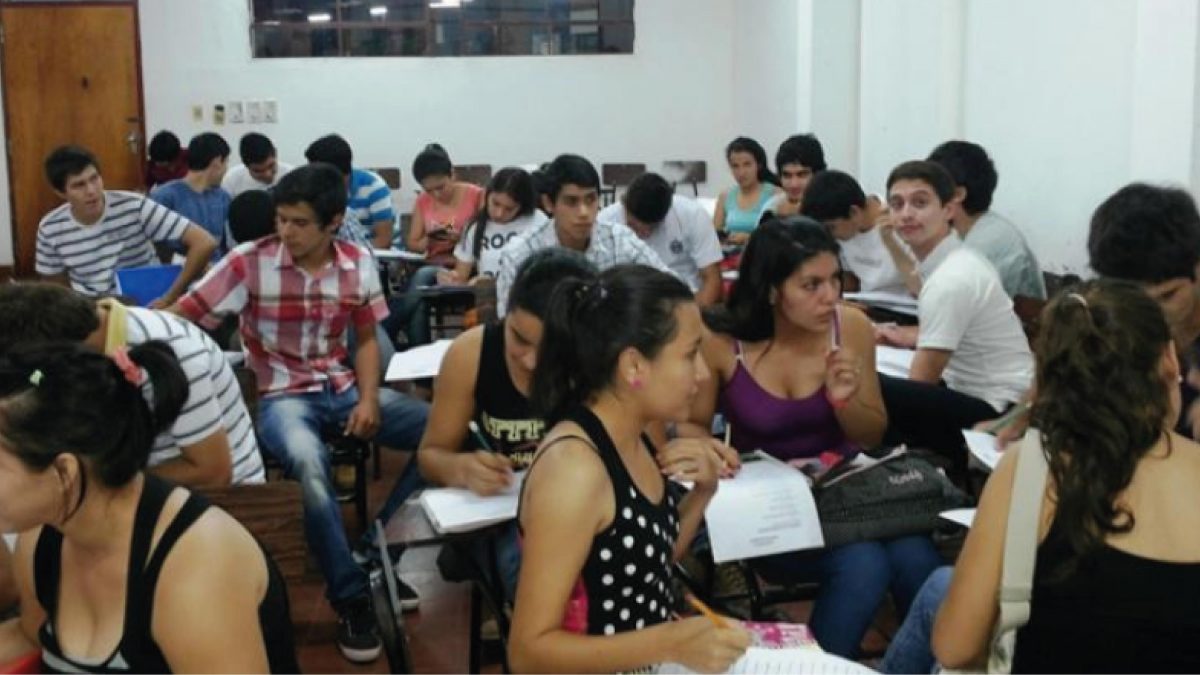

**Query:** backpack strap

left=990, top=428, right=1049, bottom=672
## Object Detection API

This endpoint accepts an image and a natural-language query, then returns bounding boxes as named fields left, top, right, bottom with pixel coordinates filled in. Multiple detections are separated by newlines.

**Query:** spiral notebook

left=655, top=647, right=875, bottom=674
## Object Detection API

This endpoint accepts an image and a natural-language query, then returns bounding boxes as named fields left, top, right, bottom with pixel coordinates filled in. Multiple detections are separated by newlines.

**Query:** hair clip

left=28, top=370, right=43, bottom=387
left=110, top=347, right=145, bottom=387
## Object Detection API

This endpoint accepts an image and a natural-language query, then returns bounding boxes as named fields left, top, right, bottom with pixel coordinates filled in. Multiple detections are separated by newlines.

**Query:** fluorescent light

left=429, top=0, right=461, bottom=7
left=307, top=12, right=332, bottom=23
left=369, top=6, right=388, bottom=17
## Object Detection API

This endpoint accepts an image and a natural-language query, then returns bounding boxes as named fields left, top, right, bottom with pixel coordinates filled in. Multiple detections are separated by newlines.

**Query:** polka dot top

left=520, top=406, right=681, bottom=637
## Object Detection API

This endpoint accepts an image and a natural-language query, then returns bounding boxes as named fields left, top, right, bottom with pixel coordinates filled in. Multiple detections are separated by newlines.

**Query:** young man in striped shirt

left=0, top=283, right=264, bottom=487
left=36, top=145, right=217, bottom=306
left=172, top=163, right=429, bottom=664
left=305, top=134, right=396, bottom=249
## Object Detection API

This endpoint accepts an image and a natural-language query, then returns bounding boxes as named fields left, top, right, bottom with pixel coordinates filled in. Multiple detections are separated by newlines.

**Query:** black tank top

left=35, top=475, right=298, bottom=674
left=474, top=322, right=544, bottom=469
left=1012, top=518, right=1200, bottom=673
left=520, top=406, right=680, bottom=636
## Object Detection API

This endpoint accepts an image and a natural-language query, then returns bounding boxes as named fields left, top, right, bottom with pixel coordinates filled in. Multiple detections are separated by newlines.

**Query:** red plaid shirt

left=177, top=235, right=388, bottom=398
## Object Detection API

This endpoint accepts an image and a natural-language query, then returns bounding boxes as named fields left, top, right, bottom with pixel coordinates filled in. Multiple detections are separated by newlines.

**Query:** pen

left=686, top=594, right=729, bottom=629
left=723, top=422, right=732, bottom=447
left=983, top=401, right=1031, bottom=435
left=831, top=304, right=842, bottom=352
left=468, top=420, right=497, bottom=453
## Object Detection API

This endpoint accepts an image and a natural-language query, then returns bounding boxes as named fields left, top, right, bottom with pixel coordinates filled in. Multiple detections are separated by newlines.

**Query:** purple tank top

left=717, top=341, right=856, bottom=462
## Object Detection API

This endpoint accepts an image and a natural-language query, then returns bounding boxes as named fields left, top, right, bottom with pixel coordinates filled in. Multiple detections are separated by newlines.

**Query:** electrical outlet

left=227, top=101, right=244, bottom=123
left=263, top=100, right=278, bottom=124
left=246, top=100, right=263, bottom=124
left=191, top=104, right=204, bottom=123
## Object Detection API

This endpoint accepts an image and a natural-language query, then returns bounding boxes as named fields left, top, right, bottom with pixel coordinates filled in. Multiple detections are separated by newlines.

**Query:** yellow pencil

left=686, top=594, right=729, bottom=629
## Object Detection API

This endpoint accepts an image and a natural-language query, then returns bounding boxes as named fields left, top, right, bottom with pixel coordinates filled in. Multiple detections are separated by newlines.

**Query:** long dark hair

left=1031, top=279, right=1173, bottom=579
left=471, top=167, right=537, bottom=264
left=0, top=341, right=188, bottom=521
left=726, top=136, right=779, bottom=187
left=706, top=216, right=841, bottom=342
left=531, top=265, right=693, bottom=425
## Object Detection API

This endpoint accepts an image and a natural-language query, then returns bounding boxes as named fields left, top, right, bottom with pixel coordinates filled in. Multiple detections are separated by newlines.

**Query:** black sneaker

left=396, top=575, right=420, bottom=612
left=336, top=595, right=382, bottom=663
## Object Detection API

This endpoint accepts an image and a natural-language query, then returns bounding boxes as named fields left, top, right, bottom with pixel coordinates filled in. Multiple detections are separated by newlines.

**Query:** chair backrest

left=370, top=167, right=402, bottom=190
left=199, top=480, right=313, bottom=585
left=601, top=162, right=646, bottom=187
left=454, top=164, right=493, bottom=187
left=662, top=160, right=707, bottom=185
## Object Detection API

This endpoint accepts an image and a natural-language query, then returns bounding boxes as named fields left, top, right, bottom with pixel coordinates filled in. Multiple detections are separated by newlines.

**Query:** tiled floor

left=292, top=450, right=896, bottom=673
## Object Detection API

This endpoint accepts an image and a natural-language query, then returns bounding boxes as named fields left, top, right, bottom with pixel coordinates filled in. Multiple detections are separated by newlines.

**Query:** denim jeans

left=752, top=534, right=942, bottom=658
left=879, top=565, right=952, bottom=674
left=257, top=382, right=429, bottom=607
left=382, top=265, right=439, bottom=349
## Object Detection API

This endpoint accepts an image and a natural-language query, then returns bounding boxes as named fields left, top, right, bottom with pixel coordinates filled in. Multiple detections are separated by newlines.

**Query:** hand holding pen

left=459, top=420, right=514, bottom=496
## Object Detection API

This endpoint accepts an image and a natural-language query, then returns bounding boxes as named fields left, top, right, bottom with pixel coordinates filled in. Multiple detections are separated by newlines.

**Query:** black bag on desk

left=813, top=448, right=968, bottom=548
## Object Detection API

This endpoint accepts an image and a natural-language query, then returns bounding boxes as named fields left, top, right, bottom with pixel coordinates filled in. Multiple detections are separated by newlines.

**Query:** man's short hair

left=776, top=133, right=826, bottom=173
left=239, top=132, right=276, bottom=166
left=304, top=134, right=353, bottom=177
left=44, top=145, right=99, bottom=192
left=274, top=163, right=347, bottom=229
left=543, top=154, right=600, bottom=202
left=1089, top=183, right=1200, bottom=283
left=186, top=132, right=231, bottom=171
left=0, top=283, right=98, bottom=353
left=886, top=161, right=956, bottom=204
left=800, top=170, right=867, bottom=222
left=228, top=190, right=276, bottom=244
left=927, top=140, right=998, bottom=215
left=623, top=172, right=673, bottom=225
left=148, top=131, right=182, bottom=164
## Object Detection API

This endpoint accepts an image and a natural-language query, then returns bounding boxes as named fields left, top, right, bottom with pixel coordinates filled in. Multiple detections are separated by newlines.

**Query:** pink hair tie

left=111, top=347, right=145, bottom=386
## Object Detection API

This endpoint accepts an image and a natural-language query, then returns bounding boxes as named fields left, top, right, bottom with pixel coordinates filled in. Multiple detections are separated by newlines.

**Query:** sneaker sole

left=339, top=643, right=382, bottom=664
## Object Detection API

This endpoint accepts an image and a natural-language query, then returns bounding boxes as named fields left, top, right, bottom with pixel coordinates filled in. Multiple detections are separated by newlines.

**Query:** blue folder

left=115, top=265, right=182, bottom=307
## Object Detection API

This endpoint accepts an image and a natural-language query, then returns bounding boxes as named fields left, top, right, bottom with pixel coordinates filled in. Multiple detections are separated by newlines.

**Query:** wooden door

left=1, top=3, right=144, bottom=277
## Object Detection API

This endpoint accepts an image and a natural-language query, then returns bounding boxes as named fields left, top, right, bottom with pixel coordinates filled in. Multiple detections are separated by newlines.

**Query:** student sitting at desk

left=934, top=280, right=1200, bottom=672
left=509, top=265, right=749, bottom=674
left=403, top=248, right=596, bottom=600
left=713, top=137, right=778, bottom=245
left=875, top=161, right=1033, bottom=461
left=688, top=216, right=940, bottom=658
left=445, top=167, right=548, bottom=284
left=765, top=133, right=826, bottom=219
left=0, top=343, right=297, bottom=673
left=801, top=169, right=915, bottom=296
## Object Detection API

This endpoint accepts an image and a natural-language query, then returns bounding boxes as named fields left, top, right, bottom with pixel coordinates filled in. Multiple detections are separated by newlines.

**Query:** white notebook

left=418, top=471, right=526, bottom=534
left=385, top=339, right=454, bottom=381
left=657, top=647, right=875, bottom=674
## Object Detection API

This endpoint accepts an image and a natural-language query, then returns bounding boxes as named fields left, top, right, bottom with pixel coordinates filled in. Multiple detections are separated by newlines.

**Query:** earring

left=631, top=378, right=643, bottom=390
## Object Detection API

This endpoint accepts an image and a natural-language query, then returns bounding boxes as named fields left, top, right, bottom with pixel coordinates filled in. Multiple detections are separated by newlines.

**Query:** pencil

left=686, top=594, right=729, bottom=629
left=723, top=422, right=732, bottom=447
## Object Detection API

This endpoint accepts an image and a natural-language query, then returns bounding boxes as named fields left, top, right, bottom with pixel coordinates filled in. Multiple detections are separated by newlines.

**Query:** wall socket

left=263, top=100, right=278, bottom=124
left=227, top=101, right=245, bottom=124
left=191, top=104, right=204, bottom=123
left=246, top=100, right=263, bottom=124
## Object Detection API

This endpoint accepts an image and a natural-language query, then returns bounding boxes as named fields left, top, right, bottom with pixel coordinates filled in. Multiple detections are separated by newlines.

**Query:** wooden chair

left=454, top=164, right=493, bottom=187
left=370, top=167, right=402, bottom=190
left=199, top=480, right=313, bottom=585
left=600, top=162, right=646, bottom=206
left=662, top=160, right=707, bottom=196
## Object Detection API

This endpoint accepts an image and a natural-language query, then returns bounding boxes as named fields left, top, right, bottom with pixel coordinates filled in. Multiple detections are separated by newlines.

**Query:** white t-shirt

left=916, top=235, right=1034, bottom=411
left=598, top=195, right=723, bottom=292
left=839, top=226, right=912, bottom=295
left=453, top=210, right=548, bottom=279
left=220, top=161, right=295, bottom=197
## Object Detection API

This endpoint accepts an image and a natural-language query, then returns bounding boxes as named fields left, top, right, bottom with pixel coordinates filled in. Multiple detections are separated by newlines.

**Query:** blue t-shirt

left=348, top=168, right=396, bottom=244
left=149, top=179, right=231, bottom=260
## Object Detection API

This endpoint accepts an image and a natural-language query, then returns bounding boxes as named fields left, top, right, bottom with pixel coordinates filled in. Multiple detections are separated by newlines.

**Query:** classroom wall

left=138, top=0, right=738, bottom=215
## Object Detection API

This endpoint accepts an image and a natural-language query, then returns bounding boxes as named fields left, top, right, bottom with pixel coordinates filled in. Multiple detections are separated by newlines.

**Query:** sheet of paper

left=722, top=270, right=739, bottom=281
left=372, top=248, right=427, bottom=262
left=845, top=290, right=919, bottom=316
left=875, top=345, right=915, bottom=378
left=703, top=452, right=824, bottom=563
left=419, top=471, right=526, bottom=534
left=658, top=646, right=875, bottom=674
left=962, top=429, right=1002, bottom=471
left=384, top=339, right=453, bottom=381
left=940, top=507, right=977, bottom=529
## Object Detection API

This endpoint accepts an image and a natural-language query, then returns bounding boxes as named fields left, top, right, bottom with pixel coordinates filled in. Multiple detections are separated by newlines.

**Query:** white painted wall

left=139, top=0, right=737, bottom=214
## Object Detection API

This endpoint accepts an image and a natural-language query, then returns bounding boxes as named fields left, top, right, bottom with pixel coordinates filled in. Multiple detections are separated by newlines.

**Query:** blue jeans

left=752, top=535, right=942, bottom=658
left=382, top=265, right=439, bottom=348
left=257, top=382, right=429, bottom=607
left=880, top=565, right=952, bottom=674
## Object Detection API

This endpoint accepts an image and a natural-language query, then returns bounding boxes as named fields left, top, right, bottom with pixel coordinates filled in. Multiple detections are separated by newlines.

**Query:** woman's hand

left=825, top=346, right=863, bottom=404
left=657, top=437, right=728, bottom=493
left=666, top=616, right=751, bottom=674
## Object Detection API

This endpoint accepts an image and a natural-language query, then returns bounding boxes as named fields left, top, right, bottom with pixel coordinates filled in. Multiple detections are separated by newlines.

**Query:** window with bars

left=250, top=0, right=634, bottom=58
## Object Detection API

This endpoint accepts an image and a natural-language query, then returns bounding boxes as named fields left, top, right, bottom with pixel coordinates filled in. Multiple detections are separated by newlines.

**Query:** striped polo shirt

left=35, top=191, right=193, bottom=296
left=347, top=168, right=395, bottom=241
left=125, top=306, right=265, bottom=484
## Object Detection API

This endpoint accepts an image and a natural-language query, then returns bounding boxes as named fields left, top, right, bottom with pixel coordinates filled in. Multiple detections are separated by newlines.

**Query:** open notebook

left=418, top=471, right=526, bottom=534
left=656, top=647, right=875, bottom=674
